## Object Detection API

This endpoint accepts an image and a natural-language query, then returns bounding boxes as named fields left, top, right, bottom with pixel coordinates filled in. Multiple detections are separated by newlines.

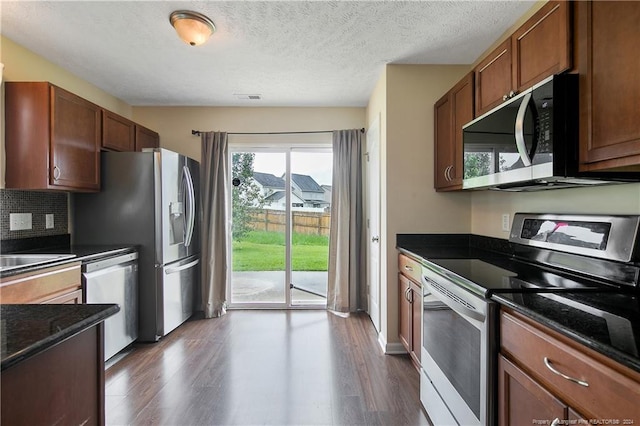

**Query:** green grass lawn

left=232, top=231, right=329, bottom=271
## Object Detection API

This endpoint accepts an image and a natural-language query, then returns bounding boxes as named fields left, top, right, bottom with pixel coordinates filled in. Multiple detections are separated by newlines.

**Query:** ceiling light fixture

left=169, top=10, right=216, bottom=47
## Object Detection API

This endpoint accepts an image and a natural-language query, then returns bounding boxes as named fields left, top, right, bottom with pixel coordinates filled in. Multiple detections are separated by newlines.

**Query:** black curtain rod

left=191, top=128, right=365, bottom=136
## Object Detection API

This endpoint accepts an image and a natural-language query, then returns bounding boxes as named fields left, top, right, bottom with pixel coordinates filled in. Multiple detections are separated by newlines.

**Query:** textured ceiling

left=0, top=1, right=535, bottom=107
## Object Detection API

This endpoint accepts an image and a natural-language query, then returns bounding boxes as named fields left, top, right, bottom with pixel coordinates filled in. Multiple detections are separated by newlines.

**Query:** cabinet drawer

left=398, top=253, right=422, bottom=284
left=501, top=310, right=640, bottom=420
left=0, top=263, right=81, bottom=304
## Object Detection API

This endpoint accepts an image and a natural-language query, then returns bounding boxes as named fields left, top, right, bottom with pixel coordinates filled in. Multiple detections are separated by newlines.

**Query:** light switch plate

left=9, top=213, right=32, bottom=231
left=46, top=214, right=54, bottom=229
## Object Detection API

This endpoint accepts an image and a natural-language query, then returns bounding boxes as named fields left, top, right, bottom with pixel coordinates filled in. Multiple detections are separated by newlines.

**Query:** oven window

left=423, top=302, right=481, bottom=418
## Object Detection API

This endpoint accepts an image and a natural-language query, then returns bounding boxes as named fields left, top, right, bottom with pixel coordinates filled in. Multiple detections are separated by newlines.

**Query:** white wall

left=471, top=184, right=640, bottom=238
left=132, top=107, right=365, bottom=161
left=368, top=64, right=473, bottom=349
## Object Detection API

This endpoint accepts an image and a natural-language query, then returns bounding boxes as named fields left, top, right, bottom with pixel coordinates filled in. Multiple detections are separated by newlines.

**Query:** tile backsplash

left=0, top=189, right=68, bottom=240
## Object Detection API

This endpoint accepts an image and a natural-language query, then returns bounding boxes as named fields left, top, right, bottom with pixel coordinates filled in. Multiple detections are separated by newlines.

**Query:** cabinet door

left=474, top=39, right=513, bottom=116
left=512, top=1, right=571, bottom=93
left=450, top=72, right=474, bottom=185
left=51, top=86, right=101, bottom=190
left=102, top=110, right=135, bottom=151
left=434, top=92, right=453, bottom=190
left=410, top=283, right=422, bottom=365
left=135, top=125, right=160, bottom=152
left=578, top=1, right=640, bottom=171
left=42, top=289, right=83, bottom=304
left=498, top=355, right=567, bottom=426
left=398, top=274, right=412, bottom=353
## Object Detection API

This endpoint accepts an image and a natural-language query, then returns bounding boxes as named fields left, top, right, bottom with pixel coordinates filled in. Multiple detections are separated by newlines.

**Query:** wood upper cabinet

left=434, top=72, right=474, bottom=191
left=474, top=1, right=571, bottom=117
left=500, top=309, right=640, bottom=423
left=577, top=1, right=640, bottom=171
left=135, top=125, right=160, bottom=152
left=5, top=82, right=101, bottom=191
left=512, top=0, right=571, bottom=94
left=102, top=110, right=135, bottom=151
left=474, top=39, right=513, bottom=116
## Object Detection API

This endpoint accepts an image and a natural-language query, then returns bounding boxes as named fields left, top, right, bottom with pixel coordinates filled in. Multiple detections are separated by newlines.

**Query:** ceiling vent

left=234, top=94, right=262, bottom=100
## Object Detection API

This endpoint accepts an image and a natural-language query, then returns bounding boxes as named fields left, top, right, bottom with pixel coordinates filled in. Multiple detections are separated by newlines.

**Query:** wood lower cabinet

left=474, top=1, right=571, bottom=117
left=102, top=110, right=135, bottom=151
left=500, top=309, right=640, bottom=424
left=5, top=82, right=101, bottom=191
left=398, top=253, right=422, bottom=368
left=499, top=355, right=569, bottom=426
left=577, top=1, right=640, bottom=171
left=135, top=125, right=160, bottom=151
left=434, top=72, right=474, bottom=191
left=0, top=262, right=82, bottom=304
left=1, top=322, right=105, bottom=426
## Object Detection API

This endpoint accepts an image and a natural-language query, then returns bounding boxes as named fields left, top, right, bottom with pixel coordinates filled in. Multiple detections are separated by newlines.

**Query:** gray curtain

left=201, top=131, right=229, bottom=318
left=327, top=129, right=367, bottom=313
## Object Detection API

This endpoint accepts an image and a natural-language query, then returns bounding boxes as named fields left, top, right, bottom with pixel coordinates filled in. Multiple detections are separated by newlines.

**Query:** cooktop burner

left=419, top=214, right=640, bottom=298
left=426, top=257, right=618, bottom=298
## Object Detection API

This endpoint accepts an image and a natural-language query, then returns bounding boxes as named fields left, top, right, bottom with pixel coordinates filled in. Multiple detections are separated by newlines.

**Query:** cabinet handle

left=444, top=165, right=453, bottom=182
left=449, top=165, right=455, bottom=181
left=404, top=265, right=413, bottom=272
left=53, top=166, right=61, bottom=180
left=551, top=419, right=560, bottom=426
left=406, top=287, right=414, bottom=303
left=543, top=357, right=589, bottom=387
left=404, top=287, right=412, bottom=303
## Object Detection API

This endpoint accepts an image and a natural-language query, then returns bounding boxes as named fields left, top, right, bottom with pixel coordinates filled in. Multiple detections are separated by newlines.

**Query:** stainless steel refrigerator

left=74, top=148, right=200, bottom=342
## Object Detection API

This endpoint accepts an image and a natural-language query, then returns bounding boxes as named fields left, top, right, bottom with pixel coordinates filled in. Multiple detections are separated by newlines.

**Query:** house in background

left=263, top=190, right=306, bottom=210
left=291, top=173, right=327, bottom=209
left=321, top=185, right=332, bottom=206
left=252, top=172, right=285, bottom=198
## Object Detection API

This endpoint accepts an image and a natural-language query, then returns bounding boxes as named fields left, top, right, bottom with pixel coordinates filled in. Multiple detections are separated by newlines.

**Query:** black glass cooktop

left=426, top=257, right=621, bottom=298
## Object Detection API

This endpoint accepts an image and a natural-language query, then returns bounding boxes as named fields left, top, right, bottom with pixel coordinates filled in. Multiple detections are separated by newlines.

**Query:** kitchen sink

left=0, top=254, right=77, bottom=272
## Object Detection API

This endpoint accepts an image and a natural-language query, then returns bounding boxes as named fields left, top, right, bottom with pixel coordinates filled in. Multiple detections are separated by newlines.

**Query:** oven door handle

left=422, top=276, right=485, bottom=323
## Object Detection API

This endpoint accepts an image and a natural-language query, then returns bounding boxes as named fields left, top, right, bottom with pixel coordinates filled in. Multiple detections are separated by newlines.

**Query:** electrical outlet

left=46, top=214, right=55, bottom=229
left=9, top=213, right=33, bottom=231
left=501, top=214, right=510, bottom=232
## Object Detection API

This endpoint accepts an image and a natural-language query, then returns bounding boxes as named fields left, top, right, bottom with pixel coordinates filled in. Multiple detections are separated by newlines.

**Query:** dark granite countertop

left=1, top=304, right=119, bottom=371
left=397, top=233, right=640, bottom=374
left=1, top=244, right=137, bottom=279
left=494, top=292, right=640, bottom=373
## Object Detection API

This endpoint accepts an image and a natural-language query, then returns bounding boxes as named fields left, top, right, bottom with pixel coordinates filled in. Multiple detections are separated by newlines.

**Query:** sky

left=252, top=151, right=333, bottom=186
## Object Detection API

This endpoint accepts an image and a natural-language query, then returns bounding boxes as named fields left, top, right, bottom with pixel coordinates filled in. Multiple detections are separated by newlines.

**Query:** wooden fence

left=249, top=209, right=331, bottom=236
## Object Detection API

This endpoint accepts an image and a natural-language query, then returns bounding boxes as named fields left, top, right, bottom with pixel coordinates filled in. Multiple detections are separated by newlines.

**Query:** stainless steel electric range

left=400, top=213, right=640, bottom=426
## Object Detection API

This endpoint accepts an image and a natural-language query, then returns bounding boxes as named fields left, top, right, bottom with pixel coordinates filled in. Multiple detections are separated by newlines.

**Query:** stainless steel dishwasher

left=82, top=251, right=138, bottom=361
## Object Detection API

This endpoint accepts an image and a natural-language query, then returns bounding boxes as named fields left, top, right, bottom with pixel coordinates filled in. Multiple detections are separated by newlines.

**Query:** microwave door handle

left=515, top=92, right=533, bottom=167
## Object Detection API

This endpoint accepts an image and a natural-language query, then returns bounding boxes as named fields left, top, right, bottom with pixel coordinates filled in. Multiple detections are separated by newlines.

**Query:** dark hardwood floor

left=105, top=310, right=431, bottom=425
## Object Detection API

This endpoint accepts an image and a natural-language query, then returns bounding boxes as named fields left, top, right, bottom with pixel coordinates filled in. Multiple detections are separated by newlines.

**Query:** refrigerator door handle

left=165, top=258, right=200, bottom=275
left=182, top=166, right=196, bottom=248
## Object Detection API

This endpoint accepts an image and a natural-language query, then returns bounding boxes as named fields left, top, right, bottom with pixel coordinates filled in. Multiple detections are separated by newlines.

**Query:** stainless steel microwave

left=462, top=74, right=633, bottom=191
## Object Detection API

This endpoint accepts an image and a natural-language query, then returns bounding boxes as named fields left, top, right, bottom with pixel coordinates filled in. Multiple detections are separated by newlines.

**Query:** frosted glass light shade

left=170, top=11, right=215, bottom=46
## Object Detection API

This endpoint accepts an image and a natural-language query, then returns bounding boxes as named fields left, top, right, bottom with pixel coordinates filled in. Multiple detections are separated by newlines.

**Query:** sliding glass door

left=229, top=147, right=332, bottom=308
